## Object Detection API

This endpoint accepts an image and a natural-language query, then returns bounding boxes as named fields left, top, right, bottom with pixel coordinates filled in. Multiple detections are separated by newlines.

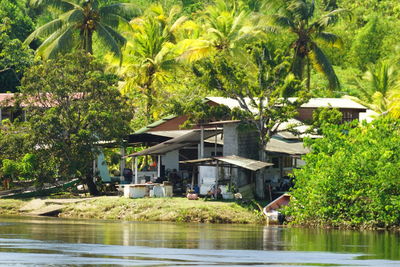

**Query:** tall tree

left=349, top=16, right=384, bottom=71
left=119, top=4, right=189, bottom=124
left=271, top=0, right=349, bottom=89
left=177, top=0, right=267, bottom=62
left=24, top=0, right=140, bottom=60
left=350, top=61, right=400, bottom=118
left=19, top=51, right=132, bottom=195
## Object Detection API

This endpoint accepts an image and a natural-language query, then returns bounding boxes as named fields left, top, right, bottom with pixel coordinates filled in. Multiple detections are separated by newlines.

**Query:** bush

left=286, top=118, right=400, bottom=228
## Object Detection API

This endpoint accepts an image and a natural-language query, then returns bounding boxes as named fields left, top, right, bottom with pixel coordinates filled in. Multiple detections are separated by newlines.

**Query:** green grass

left=0, top=199, right=27, bottom=215
left=59, top=197, right=265, bottom=224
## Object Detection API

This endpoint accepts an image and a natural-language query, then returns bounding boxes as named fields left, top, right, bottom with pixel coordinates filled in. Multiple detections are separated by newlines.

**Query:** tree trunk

left=85, top=173, right=100, bottom=196
left=255, top=142, right=267, bottom=199
left=83, top=30, right=93, bottom=54
left=306, top=56, right=311, bottom=90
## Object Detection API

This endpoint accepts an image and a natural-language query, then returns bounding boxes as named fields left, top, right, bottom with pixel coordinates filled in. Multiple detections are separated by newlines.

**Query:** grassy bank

left=60, top=197, right=264, bottom=224
left=0, top=199, right=27, bottom=215
left=0, top=197, right=265, bottom=224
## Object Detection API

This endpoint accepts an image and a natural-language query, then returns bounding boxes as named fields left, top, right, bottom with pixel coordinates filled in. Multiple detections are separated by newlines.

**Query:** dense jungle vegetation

left=1, top=0, right=400, bottom=226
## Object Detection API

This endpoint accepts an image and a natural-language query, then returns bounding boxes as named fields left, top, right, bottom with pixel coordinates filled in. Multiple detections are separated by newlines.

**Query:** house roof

left=206, top=96, right=367, bottom=111
left=180, top=155, right=273, bottom=171
left=134, top=114, right=178, bottom=134
left=265, top=137, right=309, bottom=155
left=290, top=97, right=367, bottom=110
left=0, top=93, right=15, bottom=107
left=125, top=129, right=222, bottom=157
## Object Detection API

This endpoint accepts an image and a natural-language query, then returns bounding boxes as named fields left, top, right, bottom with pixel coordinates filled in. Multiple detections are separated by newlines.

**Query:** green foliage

left=0, top=19, right=34, bottom=92
left=286, top=118, right=400, bottom=228
left=311, top=107, right=342, bottom=133
left=349, top=16, right=384, bottom=70
left=19, top=51, right=132, bottom=189
left=350, top=61, right=400, bottom=117
left=25, top=0, right=141, bottom=59
left=0, top=0, right=35, bottom=41
left=1, top=153, right=38, bottom=181
left=271, top=0, right=349, bottom=90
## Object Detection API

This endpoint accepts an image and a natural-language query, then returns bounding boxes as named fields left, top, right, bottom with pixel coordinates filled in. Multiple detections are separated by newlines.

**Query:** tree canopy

left=286, top=118, right=400, bottom=228
left=18, top=51, right=132, bottom=193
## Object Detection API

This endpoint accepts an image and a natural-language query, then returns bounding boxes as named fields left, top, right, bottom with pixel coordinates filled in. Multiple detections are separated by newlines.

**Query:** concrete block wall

left=223, top=123, right=260, bottom=187
left=223, top=124, right=259, bottom=159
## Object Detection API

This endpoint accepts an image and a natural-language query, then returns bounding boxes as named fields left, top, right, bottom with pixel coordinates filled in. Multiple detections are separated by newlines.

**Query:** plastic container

left=124, top=185, right=147, bottom=198
left=162, top=185, right=173, bottom=197
left=153, top=185, right=164, bottom=197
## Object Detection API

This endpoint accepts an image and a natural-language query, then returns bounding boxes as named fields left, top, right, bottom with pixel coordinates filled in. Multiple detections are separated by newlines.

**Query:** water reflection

left=0, top=216, right=399, bottom=266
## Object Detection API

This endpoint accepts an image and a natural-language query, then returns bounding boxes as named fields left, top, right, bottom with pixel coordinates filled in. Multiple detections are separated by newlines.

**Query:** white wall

left=162, top=150, right=179, bottom=171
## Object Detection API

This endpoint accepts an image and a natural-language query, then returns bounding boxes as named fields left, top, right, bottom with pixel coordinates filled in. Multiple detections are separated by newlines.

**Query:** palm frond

left=24, top=19, right=63, bottom=45
left=175, top=39, right=214, bottom=62
left=40, top=26, right=74, bottom=59
left=30, top=0, right=77, bottom=12
left=315, top=8, right=351, bottom=29
left=272, top=15, right=295, bottom=29
left=309, top=42, right=340, bottom=89
left=99, top=3, right=141, bottom=20
left=59, top=8, right=84, bottom=24
left=170, top=16, right=188, bottom=33
left=315, top=32, right=343, bottom=48
left=96, top=23, right=124, bottom=63
left=100, top=13, right=130, bottom=29
left=287, top=0, right=309, bottom=21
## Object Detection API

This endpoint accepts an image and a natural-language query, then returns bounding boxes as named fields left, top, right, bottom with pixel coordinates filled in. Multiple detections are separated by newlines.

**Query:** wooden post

left=215, top=160, right=219, bottom=199
left=134, top=157, right=138, bottom=184
left=120, top=147, right=125, bottom=180
left=200, top=126, right=204, bottom=158
left=214, top=126, right=217, bottom=156
left=131, top=157, right=134, bottom=184
left=157, top=155, right=161, bottom=178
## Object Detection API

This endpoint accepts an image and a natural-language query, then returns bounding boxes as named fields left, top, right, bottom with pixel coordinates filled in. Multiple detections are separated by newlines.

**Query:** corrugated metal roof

left=216, top=155, right=273, bottom=171
left=180, top=155, right=273, bottom=171
left=146, top=130, right=193, bottom=138
left=126, top=129, right=222, bottom=157
left=206, top=96, right=367, bottom=111
left=265, top=137, right=309, bottom=155
left=133, top=115, right=178, bottom=134
left=289, top=97, right=367, bottom=110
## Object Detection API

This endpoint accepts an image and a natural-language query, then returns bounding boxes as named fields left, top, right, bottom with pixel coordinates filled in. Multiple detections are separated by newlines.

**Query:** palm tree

left=271, top=0, right=349, bottom=89
left=24, top=0, right=140, bottom=60
left=119, top=4, right=188, bottom=122
left=177, top=0, right=267, bottom=62
left=350, top=62, right=400, bottom=118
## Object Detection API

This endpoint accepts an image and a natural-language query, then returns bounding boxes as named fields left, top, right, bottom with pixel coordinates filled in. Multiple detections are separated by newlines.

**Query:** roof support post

left=215, top=160, right=219, bottom=199
left=131, top=157, right=134, bottom=184
left=134, top=157, right=138, bottom=184
left=157, top=155, right=161, bottom=178
left=120, top=147, right=125, bottom=181
left=200, top=126, right=205, bottom=158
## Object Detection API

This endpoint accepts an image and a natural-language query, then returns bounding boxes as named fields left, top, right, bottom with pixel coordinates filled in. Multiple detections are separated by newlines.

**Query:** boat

left=263, top=193, right=291, bottom=224
left=0, top=179, right=80, bottom=199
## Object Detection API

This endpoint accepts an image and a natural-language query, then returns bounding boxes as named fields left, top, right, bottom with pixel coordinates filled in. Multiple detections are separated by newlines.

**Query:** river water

left=0, top=216, right=399, bottom=266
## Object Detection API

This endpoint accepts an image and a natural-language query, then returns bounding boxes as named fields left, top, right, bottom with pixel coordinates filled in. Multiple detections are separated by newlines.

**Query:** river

left=0, top=216, right=399, bottom=266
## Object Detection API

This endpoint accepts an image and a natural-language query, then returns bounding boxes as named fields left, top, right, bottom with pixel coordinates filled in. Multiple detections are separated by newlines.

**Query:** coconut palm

left=350, top=62, right=400, bottom=118
left=177, top=0, right=267, bottom=62
left=24, top=0, right=140, bottom=60
left=271, top=0, right=349, bottom=89
left=119, top=4, right=188, bottom=122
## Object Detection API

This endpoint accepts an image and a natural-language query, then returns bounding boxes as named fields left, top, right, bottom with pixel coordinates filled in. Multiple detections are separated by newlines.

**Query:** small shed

left=180, top=155, right=273, bottom=197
